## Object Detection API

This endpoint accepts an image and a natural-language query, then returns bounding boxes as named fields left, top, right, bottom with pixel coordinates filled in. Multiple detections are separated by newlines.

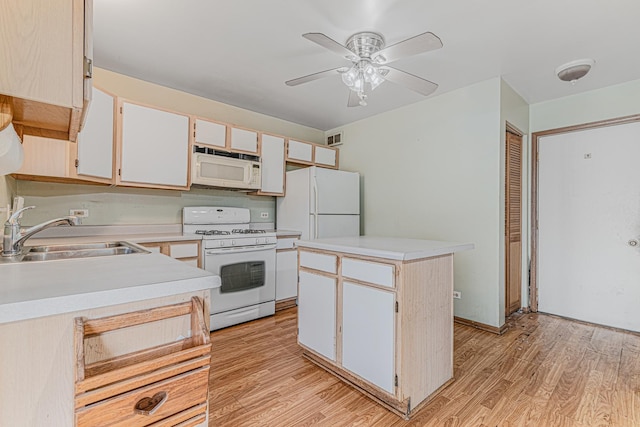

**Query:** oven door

left=205, top=245, right=276, bottom=315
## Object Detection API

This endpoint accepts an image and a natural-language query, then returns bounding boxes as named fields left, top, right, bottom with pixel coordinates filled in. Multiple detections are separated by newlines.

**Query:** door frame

left=529, top=114, right=640, bottom=312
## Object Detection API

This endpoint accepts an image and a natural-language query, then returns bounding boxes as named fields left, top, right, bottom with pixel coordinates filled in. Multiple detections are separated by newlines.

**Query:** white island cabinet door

left=342, top=281, right=395, bottom=394
left=298, top=271, right=336, bottom=361
left=119, top=102, right=189, bottom=189
left=260, top=134, right=285, bottom=195
left=76, top=87, right=114, bottom=181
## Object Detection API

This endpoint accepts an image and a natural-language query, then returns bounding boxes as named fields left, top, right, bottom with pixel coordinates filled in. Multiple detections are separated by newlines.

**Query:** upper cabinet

left=117, top=100, right=190, bottom=190
left=0, top=0, right=93, bottom=142
left=194, top=118, right=226, bottom=149
left=230, top=127, right=259, bottom=154
left=287, top=139, right=339, bottom=169
left=73, top=87, right=115, bottom=183
left=256, top=133, right=285, bottom=196
left=287, top=139, right=314, bottom=164
left=314, top=145, right=338, bottom=169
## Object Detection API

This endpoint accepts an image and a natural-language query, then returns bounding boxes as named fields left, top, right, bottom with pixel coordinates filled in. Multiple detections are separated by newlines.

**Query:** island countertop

left=296, top=236, right=474, bottom=261
left=0, top=252, right=220, bottom=324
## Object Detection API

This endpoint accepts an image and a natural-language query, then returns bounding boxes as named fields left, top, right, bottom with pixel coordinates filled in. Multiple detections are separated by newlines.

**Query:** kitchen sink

left=0, top=241, right=150, bottom=263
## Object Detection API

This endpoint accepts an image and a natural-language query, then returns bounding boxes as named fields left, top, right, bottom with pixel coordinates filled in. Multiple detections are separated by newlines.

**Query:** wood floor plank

left=208, top=309, right=640, bottom=426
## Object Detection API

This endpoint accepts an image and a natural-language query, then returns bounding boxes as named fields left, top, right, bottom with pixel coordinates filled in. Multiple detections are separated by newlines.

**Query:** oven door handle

left=205, top=244, right=276, bottom=255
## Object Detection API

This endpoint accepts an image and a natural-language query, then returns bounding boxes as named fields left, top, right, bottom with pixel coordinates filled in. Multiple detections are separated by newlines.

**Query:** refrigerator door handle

left=312, top=176, right=319, bottom=239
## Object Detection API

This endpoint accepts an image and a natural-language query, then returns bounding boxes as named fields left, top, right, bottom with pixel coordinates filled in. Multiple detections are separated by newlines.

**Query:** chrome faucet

left=2, top=206, right=80, bottom=257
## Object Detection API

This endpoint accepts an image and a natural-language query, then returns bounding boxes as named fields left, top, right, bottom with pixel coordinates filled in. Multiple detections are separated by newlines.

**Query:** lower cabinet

left=342, top=281, right=396, bottom=394
left=275, top=233, right=300, bottom=310
left=298, top=271, right=336, bottom=362
left=74, top=297, right=210, bottom=426
left=297, top=248, right=454, bottom=419
left=139, top=240, right=202, bottom=268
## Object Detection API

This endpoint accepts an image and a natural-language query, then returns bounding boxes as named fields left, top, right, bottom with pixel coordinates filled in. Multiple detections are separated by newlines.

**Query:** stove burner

left=232, top=229, right=267, bottom=234
left=195, top=230, right=231, bottom=236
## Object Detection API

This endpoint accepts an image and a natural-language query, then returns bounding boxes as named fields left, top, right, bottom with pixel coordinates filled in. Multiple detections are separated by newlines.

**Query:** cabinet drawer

left=76, top=367, right=209, bottom=427
left=342, top=258, right=395, bottom=288
left=300, top=251, right=337, bottom=274
left=169, top=243, right=199, bottom=259
left=276, top=237, right=297, bottom=250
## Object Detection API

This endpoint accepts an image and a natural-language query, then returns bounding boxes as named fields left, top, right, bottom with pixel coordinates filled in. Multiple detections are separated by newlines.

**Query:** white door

left=538, top=121, right=640, bottom=331
left=311, top=214, right=360, bottom=239
left=313, top=168, right=360, bottom=215
left=77, top=87, right=114, bottom=180
left=342, top=281, right=395, bottom=394
left=275, top=250, right=298, bottom=300
left=298, top=271, right=336, bottom=361
left=120, top=102, right=189, bottom=188
left=260, top=134, right=285, bottom=195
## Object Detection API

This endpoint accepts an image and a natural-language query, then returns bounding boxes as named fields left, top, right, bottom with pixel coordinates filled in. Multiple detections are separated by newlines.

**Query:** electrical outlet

left=69, top=209, right=89, bottom=218
left=453, top=291, right=462, bottom=299
left=260, top=212, right=269, bottom=218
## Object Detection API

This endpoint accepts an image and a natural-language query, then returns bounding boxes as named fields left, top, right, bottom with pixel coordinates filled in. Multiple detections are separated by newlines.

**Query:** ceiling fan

left=285, top=31, right=443, bottom=107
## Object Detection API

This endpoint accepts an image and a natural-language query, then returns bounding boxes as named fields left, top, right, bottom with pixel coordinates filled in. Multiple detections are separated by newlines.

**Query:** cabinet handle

left=134, top=391, right=168, bottom=416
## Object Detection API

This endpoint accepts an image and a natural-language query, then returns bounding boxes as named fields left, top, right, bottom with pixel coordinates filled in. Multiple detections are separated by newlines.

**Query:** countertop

left=0, top=252, right=220, bottom=324
left=296, top=236, right=474, bottom=261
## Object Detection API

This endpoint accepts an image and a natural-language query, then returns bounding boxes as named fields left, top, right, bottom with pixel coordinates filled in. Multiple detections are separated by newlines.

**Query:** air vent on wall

left=327, top=131, right=343, bottom=147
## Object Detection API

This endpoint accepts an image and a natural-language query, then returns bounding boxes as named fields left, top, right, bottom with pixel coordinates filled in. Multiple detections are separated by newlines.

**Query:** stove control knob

left=231, top=240, right=236, bottom=245
left=219, top=241, right=225, bottom=247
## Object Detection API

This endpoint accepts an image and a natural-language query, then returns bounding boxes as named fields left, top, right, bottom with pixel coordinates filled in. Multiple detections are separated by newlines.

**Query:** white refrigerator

left=276, top=166, right=360, bottom=240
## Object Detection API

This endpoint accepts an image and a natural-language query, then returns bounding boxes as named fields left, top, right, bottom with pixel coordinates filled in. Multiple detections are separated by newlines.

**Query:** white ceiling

left=93, top=0, right=640, bottom=131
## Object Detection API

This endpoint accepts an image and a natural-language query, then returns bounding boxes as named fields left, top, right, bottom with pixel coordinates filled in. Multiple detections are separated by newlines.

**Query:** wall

left=499, top=80, right=530, bottom=323
left=329, top=78, right=504, bottom=327
left=0, top=175, right=16, bottom=219
left=530, top=78, right=640, bottom=132
left=13, top=68, right=324, bottom=226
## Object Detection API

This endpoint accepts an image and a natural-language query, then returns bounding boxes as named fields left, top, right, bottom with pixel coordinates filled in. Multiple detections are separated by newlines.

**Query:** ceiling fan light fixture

left=555, top=59, right=595, bottom=83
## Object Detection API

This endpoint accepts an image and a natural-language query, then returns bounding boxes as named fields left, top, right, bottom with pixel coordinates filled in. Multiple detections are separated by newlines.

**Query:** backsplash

left=15, top=181, right=275, bottom=226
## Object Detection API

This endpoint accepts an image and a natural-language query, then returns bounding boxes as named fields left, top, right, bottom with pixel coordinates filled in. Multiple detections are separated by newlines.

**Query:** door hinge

left=395, top=375, right=398, bottom=387
left=83, top=56, right=92, bottom=78
left=75, top=159, right=79, bottom=168
left=395, top=301, right=399, bottom=313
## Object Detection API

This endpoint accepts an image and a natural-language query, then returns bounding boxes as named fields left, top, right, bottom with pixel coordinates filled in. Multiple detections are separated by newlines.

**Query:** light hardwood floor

left=208, top=308, right=640, bottom=426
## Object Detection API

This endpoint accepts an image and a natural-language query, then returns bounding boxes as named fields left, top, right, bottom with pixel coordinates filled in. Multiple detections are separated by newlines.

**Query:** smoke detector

left=555, top=59, right=595, bottom=83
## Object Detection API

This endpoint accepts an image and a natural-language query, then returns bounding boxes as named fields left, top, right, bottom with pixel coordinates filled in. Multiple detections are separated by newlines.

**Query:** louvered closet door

left=506, top=131, right=522, bottom=315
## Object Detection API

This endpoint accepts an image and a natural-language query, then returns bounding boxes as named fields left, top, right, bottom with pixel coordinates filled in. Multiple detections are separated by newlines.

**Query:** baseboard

left=454, top=316, right=507, bottom=335
left=275, top=297, right=297, bottom=311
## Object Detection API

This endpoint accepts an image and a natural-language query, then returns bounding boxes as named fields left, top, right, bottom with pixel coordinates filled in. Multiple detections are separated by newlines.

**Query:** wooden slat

left=83, top=300, right=193, bottom=336
left=75, top=355, right=210, bottom=408
left=77, top=343, right=211, bottom=393
left=191, top=296, right=210, bottom=346
left=150, top=404, right=207, bottom=427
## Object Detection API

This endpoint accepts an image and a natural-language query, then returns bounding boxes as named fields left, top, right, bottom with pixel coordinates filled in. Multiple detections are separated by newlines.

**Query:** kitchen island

left=0, top=250, right=220, bottom=426
left=296, top=236, right=473, bottom=419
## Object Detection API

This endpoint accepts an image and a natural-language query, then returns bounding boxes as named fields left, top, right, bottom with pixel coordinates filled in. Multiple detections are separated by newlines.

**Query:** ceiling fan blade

left=285, top=67, right=343, bottom=86
left=302, top=33, right=356, bottom=59
left=373, top=32, right=442, bottom=64
left=383, top=67, right=438, bottom=96
left=347, top=90, right=361, bottom=107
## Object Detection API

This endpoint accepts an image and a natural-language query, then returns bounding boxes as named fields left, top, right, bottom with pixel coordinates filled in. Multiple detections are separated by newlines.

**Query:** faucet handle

left=7, top=206, right=35, bottom=224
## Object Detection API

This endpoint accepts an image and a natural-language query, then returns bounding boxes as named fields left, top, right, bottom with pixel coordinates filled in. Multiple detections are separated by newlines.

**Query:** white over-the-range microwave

left=191, top=145, right=261, bottom=190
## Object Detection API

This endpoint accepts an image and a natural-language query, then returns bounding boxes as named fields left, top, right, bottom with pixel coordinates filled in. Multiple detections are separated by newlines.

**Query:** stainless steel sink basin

left=0, top=241, right=150, bottom=263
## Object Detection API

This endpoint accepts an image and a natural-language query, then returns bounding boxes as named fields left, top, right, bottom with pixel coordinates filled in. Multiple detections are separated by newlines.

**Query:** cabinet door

left=276, top=250, right=298, bottom=301
left=314, top=145, right=338, bottom=168
left=342, top=281, right=395, bottom=394
left=119, top=102, right=189, bottom=189
left=287, top=140, right=313, bottom=163
left=195, top=118, right=226, bottom=149
left=230, top=127, right=258, bottom=153
left=298, top=271, right=336, bottom=361
left=14, top=135, right=71, bottom=178
left=76, top=87, right=114, bottom=181
left=259, top=134, right=285, bottom=195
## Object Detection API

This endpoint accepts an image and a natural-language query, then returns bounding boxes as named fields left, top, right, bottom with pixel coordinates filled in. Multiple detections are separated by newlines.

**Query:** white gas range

left=183, top=207, right=277, bottom=330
